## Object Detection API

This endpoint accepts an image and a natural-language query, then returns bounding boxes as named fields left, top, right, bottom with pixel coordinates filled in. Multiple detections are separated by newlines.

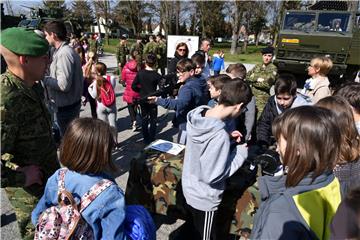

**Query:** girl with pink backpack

left=88, top=62, right=118, bottom=147
left=31, top=118, right=126, bottom=239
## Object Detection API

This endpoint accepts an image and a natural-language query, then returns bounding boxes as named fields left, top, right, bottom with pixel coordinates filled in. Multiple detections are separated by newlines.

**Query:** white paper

left=145, top=139, right=185, bottom=155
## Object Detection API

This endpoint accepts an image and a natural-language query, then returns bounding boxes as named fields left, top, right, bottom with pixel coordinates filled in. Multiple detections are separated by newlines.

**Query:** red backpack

left=100, top=75, right=115, bottom=107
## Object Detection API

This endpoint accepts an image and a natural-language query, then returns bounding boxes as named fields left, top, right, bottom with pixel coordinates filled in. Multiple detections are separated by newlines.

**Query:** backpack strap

left=58, top=168, right=68, bottom=192
left=79, top=179, right=114, bottom=213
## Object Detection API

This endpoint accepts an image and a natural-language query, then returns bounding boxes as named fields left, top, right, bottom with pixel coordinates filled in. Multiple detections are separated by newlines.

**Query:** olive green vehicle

left=274, top=9, right=360, bottom=83
left=18, top=7, right=82, bottom=37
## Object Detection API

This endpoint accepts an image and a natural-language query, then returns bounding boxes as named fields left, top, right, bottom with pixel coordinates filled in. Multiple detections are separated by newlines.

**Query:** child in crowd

left=301, top=56, right=332, bottom=103
left=82, top=51, right=98, bottom=118
left=88, top=62, right=118, bottom=146
left=182, top=79, right=252, bottom=239
left=32, top=118, right=126, bottom=239
left=148, top=56, right=208, bottom=144
left=207, top=74, right=231, bottom=107
left=257, top=74, right=311, bottom=148
left=251, top=106, right=342, bottom=239
left=334, top=82, right=360, bottom=133
left=316, top=96, right=360, bottom=197
left=132, top=53, right=162, bottom=144
left=226, top=63, right=256, bottom=143
left=212, top=50, right=225, bottom=76
left=122, top=50, right=141, bottom=131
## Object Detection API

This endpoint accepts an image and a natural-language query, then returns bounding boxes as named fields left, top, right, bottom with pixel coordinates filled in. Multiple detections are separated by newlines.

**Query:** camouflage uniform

left=88, top=38, right=98, bottom=53
left=157, top=41, right=167, bottom=75
left=1, top=70, right=59, bottom=239
left=116, top=43, right=129, bottom=76
left=130, top=42, right=144, bottom=68
left=125, top=148, right=260, bottom=237
left=247, top=63, right=277, bottom=115
left=143, top=41, right=158, bottom=56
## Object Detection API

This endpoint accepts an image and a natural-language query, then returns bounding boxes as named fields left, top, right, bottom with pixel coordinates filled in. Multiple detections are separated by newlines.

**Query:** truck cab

left=274, top=10, right=360, bottom=82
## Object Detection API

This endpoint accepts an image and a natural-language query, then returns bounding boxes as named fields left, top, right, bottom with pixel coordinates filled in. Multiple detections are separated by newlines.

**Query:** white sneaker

left=132, top=122, right=137, bottom=131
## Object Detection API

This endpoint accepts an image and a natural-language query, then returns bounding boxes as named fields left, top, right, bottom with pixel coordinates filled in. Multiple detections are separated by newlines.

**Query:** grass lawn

left=103, top=38, right=264, bottom=64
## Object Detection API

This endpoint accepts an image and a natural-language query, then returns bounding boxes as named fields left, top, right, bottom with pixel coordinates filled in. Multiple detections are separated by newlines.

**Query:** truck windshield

left=317, top=13, right=351, bottom=32
left=283, top=12, right=316, bottom=32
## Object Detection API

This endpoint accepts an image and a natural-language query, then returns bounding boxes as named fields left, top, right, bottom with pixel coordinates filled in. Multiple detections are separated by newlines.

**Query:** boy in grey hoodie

left=182, top=79, right=253, bottom=240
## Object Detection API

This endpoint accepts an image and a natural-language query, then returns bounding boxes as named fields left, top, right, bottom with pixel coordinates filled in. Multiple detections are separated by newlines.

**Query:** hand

left=147, top=96, right=157, bottom=104
left=18, top=165, right=43, bottom=187
left=230, top=130, right=243, bottom=143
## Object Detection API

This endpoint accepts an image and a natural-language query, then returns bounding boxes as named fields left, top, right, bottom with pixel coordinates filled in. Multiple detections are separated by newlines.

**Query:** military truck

left=17, top=6, right=82, bottom=38
left=274, top=2, right=360, bottom=84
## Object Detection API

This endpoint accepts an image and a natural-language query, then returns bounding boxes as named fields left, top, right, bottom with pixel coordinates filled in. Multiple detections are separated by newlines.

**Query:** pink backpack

left=34, top=168, right=114, bottom=240
left=100, top=75, right=115, bottom=107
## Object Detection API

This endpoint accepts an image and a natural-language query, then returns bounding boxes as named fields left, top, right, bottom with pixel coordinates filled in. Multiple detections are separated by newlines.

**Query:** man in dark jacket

left=257, top=74, right=311, bottom=147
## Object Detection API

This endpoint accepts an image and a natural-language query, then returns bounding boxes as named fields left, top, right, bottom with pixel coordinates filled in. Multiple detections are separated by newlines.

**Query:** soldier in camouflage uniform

left=0, top=27, right=60, bottom=239
left=247, top=47, right=278, bottom=115
left=116, top=34, right=129, bottom=77
left=143, top=36, right=158, bottom=65
left=130, top=36, right=144, bottom=70
left=88, top=34, right=98, bottom=53
left=156, top=34, right=167, bottom=75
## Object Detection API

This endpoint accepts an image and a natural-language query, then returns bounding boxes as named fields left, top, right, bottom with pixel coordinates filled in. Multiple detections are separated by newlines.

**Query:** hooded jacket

left=257, top=94, right=311, bottom=146
left=251, top=172, right=342, bottom=240
left=182, top=106, right=248, bottom=211
left=122, top=60, right=140, bottom=104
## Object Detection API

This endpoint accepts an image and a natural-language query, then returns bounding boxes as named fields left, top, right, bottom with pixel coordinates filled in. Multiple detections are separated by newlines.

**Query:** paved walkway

left=0, top=53, right=254, bottom=239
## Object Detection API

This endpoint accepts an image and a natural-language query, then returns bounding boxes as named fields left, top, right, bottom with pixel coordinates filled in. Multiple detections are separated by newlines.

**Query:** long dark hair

left=272, top=106, right=341, bottom=187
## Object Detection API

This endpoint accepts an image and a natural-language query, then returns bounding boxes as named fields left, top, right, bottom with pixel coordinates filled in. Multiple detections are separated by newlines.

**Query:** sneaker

left=132, top=122, right=137, bottom=131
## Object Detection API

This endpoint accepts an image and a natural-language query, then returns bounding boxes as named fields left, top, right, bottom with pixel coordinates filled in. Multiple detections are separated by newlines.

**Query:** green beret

left=0, top=27, right=49, bottom=56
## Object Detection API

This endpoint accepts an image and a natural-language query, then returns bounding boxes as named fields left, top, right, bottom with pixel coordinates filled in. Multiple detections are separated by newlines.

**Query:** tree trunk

left=175, top=1, right=180, bottom=35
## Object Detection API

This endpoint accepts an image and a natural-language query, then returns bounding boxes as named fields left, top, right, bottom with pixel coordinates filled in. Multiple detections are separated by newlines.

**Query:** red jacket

left=122, top=60, right=140, bottom=103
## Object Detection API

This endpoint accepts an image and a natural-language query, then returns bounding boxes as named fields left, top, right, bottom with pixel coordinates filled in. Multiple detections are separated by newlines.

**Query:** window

left=283, top=12, right=316, bottom=32
left=317, top=13, right=351, bottom=32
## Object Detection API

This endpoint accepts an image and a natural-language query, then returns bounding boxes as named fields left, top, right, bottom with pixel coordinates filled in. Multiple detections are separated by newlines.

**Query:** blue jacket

left=212, top=56, right=225, bottom=72
left=32, top=169, right=126, bottom=240
left=156, top=75, right=209, bottom=130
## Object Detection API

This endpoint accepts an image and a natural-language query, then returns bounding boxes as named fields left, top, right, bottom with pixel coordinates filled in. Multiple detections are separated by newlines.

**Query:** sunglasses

left=177, top=48, right=187, bottom=52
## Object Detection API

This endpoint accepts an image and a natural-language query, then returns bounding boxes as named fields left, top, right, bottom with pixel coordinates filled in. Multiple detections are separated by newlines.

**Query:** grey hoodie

left=182, top=105, right=248, bottom=211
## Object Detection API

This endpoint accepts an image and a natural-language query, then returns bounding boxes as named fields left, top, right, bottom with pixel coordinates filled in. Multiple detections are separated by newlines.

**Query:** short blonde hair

left=310, top=56, right=333, bottom=75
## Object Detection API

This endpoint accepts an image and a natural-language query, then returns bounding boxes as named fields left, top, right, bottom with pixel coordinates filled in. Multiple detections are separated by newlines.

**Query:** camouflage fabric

left=156, top=41, right=167, bottom=68
left=116, top=43, right=129, bottom=76
left=247, top=63, right=277, bottom=115
left=143, top=41, right=158, bottom=56
left=130, top=42, right=144, bottom=68
left=125, top=148, right=260, bottom=236
left=1, top=70, right=59, bottom=239
left=88, top=38, right=98, bottom=53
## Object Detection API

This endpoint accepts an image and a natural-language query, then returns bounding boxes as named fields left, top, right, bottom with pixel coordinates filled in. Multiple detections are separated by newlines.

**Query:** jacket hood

left=186, top=106, right=225, bottom=144
left=258, top=171, right=334, bottom=200
left=127, top=60, right=138, bottom=71
left=174, top=51, right=187, bottom=59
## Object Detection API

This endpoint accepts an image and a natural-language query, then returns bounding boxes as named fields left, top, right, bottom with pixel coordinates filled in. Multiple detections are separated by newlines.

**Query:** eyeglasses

left=177, top=48, right=186, bottom=52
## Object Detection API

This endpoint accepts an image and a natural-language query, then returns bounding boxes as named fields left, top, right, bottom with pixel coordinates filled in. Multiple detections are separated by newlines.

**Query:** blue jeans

left=56, top=101, right=81, bottom=137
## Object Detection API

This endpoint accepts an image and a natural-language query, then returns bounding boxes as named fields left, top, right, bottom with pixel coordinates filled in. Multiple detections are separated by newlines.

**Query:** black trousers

left=140, top=103, right=157, bottom=144
left=186, top=204, right=219, bottom=240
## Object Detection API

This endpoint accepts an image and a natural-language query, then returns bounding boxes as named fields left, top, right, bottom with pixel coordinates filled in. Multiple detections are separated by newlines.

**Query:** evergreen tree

left=70, top=1, right=94, bottom=31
